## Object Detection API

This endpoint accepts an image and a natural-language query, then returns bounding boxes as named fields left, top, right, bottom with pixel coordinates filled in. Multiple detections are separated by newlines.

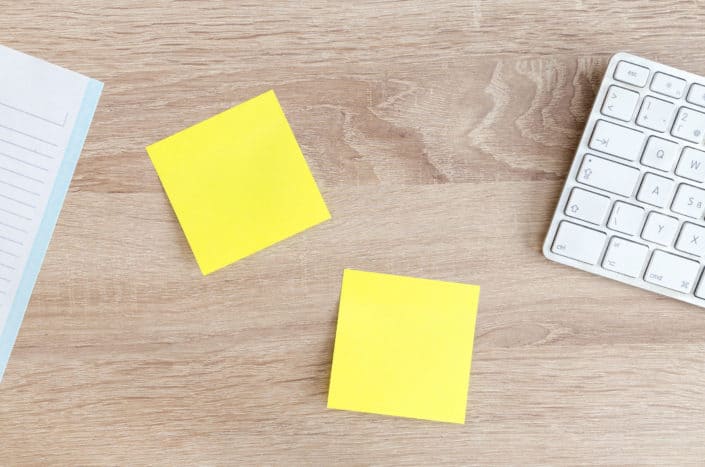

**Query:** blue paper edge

left=0, top=78, right=103, bottom=381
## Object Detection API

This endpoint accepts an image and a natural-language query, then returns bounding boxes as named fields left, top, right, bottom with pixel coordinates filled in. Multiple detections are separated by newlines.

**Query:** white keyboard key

left=589, top=120, right=645, bottom=161
left=636, top=173, right=674, bottom=207
left=644, top=250, right=700, bottom=293
left=675, top=222, right=705, bottom=257
left=675, top=147, right=705, bottom=182
left=636, top=96, right=675, bottom=132
left=694, top=271, right=705, bottom=299
left=671, top=183, right=705, bottom=218
left=607, top=201, right=644, bottom=236
left=672, top=107, right=705, bottom=144
left=641, top=211, right=679, bottom=246
left=650, top=72, right=686, bottom=99
left=576, top=154, right=640, bottom=196
left=686, top=83, right=705, bottom=108
left=614, top=61, right=649, bottom=87
left=551, top=221, right=606, bottom=264
left=601, top=85, right=639, bottom=121
left=602, top=237, right=649, bottom=277
left=641, top=136, right=679, bottom=172
left=564, top=188, right=610, bottom=225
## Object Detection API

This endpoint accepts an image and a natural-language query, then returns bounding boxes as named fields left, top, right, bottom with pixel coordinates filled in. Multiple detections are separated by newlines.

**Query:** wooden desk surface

left=2, top=1, right=705, bottom=464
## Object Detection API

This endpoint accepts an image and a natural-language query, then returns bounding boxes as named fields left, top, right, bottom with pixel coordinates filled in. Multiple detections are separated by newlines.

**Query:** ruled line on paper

left=0, top=100, right=67, bottom=127
left=0, top=123, right=58, bottom=147
left=0, top=277, right=10, bottom=283
left=0, top=235, right=22, bottom=246
left=0, top=165, right=44, bottom=184
left=0, top=262, right=15, bottom=270
left=0, top=137, right=54, bottom=160
left=0, top=150, right=49, bottom=171
left=0, top=192, right=36, bottom=209
left=0, top=221, right=26, bottom=233
left=0, top=207, right=31, bottom=221
left=0, top=249, right=18, bottom=258
left=0, top=179, right=40, bottom=196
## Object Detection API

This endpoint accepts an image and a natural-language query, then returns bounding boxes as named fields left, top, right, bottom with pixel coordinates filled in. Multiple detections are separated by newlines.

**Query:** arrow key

left=564, top=187, right=611, bottom=225
left=601, top=85, right=639, bottom=121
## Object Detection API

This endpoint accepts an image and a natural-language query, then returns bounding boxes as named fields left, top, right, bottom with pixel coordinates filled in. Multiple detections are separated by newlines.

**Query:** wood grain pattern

left=2, top=1, right=705, bottom=464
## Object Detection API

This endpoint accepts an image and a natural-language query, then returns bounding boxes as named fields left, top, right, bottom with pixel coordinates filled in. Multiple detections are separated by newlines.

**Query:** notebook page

left=0, top=45, right=102, bottom=379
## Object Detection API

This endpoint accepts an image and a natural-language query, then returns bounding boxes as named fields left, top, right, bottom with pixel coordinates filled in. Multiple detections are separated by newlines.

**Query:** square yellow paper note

left=147, top=90, right=330, bottom=275
left=328, top=269, right=480, bottom=424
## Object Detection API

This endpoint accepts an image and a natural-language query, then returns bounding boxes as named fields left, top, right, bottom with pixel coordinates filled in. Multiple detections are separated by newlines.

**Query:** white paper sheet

left=0, top=45, right=102, bottom=379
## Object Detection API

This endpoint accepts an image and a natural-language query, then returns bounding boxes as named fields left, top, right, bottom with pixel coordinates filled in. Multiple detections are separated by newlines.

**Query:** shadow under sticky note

left=146, top=90, right=330, bottom=275
left=328, top=269, right=480, bottom=424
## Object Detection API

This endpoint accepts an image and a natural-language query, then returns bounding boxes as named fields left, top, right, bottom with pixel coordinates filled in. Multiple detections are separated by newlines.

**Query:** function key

left=614, top=61, right=650, bottom=87
left=650, top=72, right=687, bottom=99
left=687, top=83, right=705, bottom=108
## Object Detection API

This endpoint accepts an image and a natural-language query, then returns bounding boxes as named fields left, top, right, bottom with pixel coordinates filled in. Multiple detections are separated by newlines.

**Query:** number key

left=672, top=107, right=705, bottom=144
left=636, top=96, right=675, bottom=132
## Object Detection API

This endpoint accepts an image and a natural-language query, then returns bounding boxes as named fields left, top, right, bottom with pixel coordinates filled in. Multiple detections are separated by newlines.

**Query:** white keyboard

left=544, top=52, right=705, bottom=308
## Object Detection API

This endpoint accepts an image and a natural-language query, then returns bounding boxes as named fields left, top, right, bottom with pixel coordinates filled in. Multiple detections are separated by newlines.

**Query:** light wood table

left=2, top=1, right=705, bottom=464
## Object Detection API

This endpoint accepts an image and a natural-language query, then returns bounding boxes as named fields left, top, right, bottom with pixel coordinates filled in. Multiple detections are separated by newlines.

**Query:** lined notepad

left=0, top=45, right=102, bottom=380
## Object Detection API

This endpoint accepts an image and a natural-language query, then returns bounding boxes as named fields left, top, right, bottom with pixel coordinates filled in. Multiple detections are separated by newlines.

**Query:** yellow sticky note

left=328, top=269, right=480, bottom=424
left=146, top=90, right=330, bottom=275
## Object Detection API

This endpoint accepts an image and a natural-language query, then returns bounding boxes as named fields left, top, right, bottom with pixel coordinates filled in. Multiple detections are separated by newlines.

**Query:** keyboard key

left=694, top=271, right=705, bottom=299
left=650, top=72, right=686, bottom=99
left=641, top=136, right=679, bottom=172
left=551, top=221, right=606, bottom=264
left=601, top=85, right=639, bottom=121
left=675, top=222, right=705, bottom=257
left=602, top=237, right=649, bottom=277
left=671, top=183, right=705, bottom=218
left=636, top=96, right=676, bottom=132
left=641, top=211, right=679, bottom=246
left=686, top=83, right=705, bottom=108
left=671, top=107, right=705, bottom=144
left=675, top=147, right=705, bottom=182
left=636, top=173, right=674, bottom=207
left=644, top=250, right=700, bottom=293
left=589, top=120, right=645, bottom=161
left=607, top=201, right=644, bottom=236
left=564, top=188, right=610, bottom=225
left=576, top=154, right=640, bottom=196
left=614, top=61, right=649, bottom=87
